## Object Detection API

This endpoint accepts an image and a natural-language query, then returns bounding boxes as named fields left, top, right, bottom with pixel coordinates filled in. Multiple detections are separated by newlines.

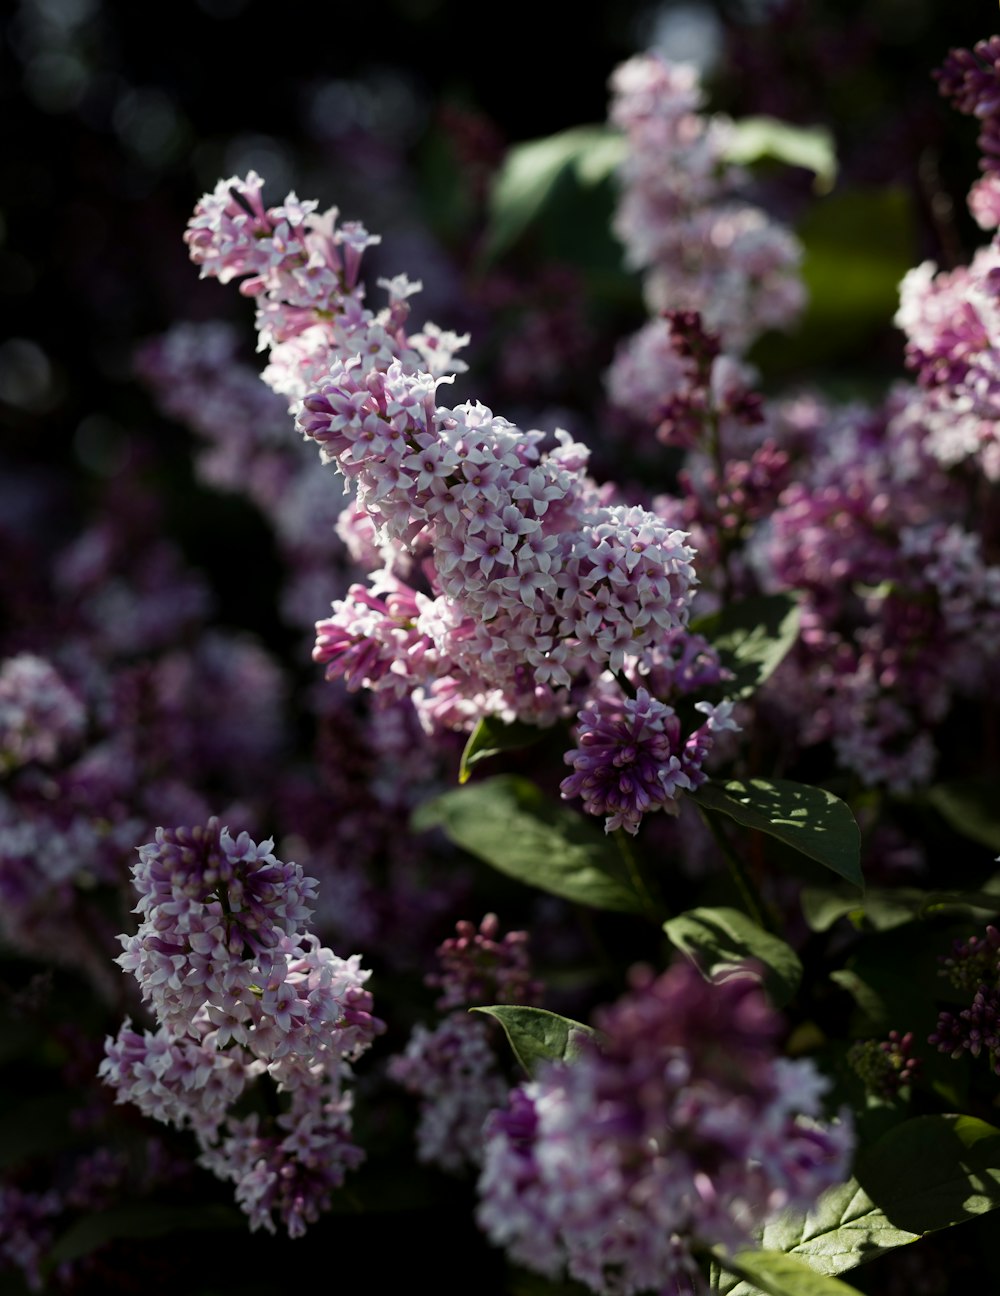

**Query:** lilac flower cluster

left=847, top=1031, right=921, bottom=1099
left=758, top=397, right=1000, bottom=790
left=101, top=820, right=383, bottom=1235
left=185, top=171, right=468, bottom=406
left=477, top=962, right=853, bottom=1293
left=186, top=173, right=713, bottom=735
left=930, top=924, right=1000, bottom=1074
left=0, top=655, right=85, bottom=773
left=561, top=687, right=738, bottom=835
left=0, top=499, right=288, bottom=979
left=936, top=37, right=1000, bottom=227
left=301, top=360, right=698, bottom=726
left=609, top=54, right=805, bottom=354
left=390, top=915, right=540, bottom=1173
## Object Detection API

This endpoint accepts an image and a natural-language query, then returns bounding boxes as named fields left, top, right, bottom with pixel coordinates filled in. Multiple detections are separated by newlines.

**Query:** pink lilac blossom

left=301, top=359, right=698, bottom=727
left=477, top=962, right=853, bottom=1294
left=188, top=175, right=710, bottom=734
left=895, top=247, right=1000, bottom=479
left=609, top=53, right=805, bottom=354
left=101, top=820, right=382, bottom=1235
left=754, top=392, right=1000, bottom=791
left=185, top=172, right=467, bottom=410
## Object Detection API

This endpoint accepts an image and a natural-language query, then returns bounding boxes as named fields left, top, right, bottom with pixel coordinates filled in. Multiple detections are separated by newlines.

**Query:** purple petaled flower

left=477, top=962, right=852, bottom=1295
left=848, top=1031, right=921, bottom=1098
left=561, top=688, right=737, bottom=834
left=936, top=38, right=1000, bottom=176
left=930, top=923, right=1000, bottom=1074
left=103, top=820, right=382, bottom=1236
left=428, top=914, right=542, bottom=1011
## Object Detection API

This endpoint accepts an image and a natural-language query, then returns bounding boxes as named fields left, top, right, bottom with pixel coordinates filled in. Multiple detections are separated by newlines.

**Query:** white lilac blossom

left=388, top=1012, right=510, bottom=1172
left=389, top=915, right=540, bottom=1174
left=101, top=820, right=383, bottom=1236
left=889, top=44, right=1000, bottom=479
left=608, top=53, right=805, bottom=355
left=0, top=654, right=85, bottom=772
left=477, top=961, right=853, bottom=1295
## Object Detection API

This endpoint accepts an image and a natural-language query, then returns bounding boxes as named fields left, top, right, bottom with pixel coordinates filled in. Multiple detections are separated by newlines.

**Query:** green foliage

left=412, top=774, right=651, bottom=914
left=47, top=1203, right=242, bottom=1268
left=691, top=593, right=801, bottom=703
left=483, top=126, right=627, bottom=262
left=714, top=1179, right=919, bottom=1294
left=798, top=186, right=915, bottom=346
left=801, top=882, right=1000, bottom=934
left=458, top=715, right=545, bottom=783
left=473, top=1005, right=596, bottom=1078
left=856, top=1115, right=1000, bottom=1234
left=695, top=779, right=863, bottom=887
left=722, top=117, right=838, bottom=193
left=716, top=1247, right=866, bottom=1296
left=708, top=1117, right=1000, bottom=1290
left=663, top=906, right=802, bottom=1008
left=927, top=776, right=1000, bottom=853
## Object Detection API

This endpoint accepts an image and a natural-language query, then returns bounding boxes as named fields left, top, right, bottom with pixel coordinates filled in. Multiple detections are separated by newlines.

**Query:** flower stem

left=614, top=828, right=667, bottom=921
left=699, top=807, right=771, bottom=931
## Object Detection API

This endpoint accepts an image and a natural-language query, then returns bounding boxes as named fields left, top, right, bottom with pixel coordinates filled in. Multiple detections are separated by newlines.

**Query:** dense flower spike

left=560, top=688, right=738, bottom=834
left=102, top=820, right=382, bottom=1235
left=390, top=915, right=541, bottom=1173
left=187, top=172, right=704, bottom=730
left=848, top=1031, right=921, bottom=1098
left=609, top=54, right=805, bottom=352
left=300, top=360, right=699, bottom=725
left=428, top=913, right=541, bottom=1011
left=937, top=37, right=1000, bottom=223
left=930, top=924, right=1000, bottom=1075
left=478, top=962, right=852, bottom=1293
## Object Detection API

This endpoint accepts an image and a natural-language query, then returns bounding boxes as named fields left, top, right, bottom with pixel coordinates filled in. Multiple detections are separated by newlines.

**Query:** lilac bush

left=8, top=12, right=1000, bottom=1296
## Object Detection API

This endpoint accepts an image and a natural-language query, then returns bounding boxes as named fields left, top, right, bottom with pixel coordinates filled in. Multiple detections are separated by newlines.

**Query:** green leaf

left=717, top=1248, right=865, bottom=1296
left=927, top=776, right=1000, bottom=852
left=663, top=906, right=802, bottom=1008
left=722, top=117, right=838, bottom=193
left=695, top=779, right=862, bottom=888
left=47, top=1204, right=241, bottom=1268
left=802, top=882, right=1000, bottom=934
left=799, top=186, right=916, bottom=335
left=473, top=1005, right=596, bottom=1078
left=458, top=715, right=544, bottom=783
left=856, top=1114, right=1000, bottom=1234
left=715, top=1180, right=919, bottom=1295
left=484, top=126, right=627, bottom=261
left=412, top=775, right=649, bottom=914
left=691, top=594, right=801, bottom=703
